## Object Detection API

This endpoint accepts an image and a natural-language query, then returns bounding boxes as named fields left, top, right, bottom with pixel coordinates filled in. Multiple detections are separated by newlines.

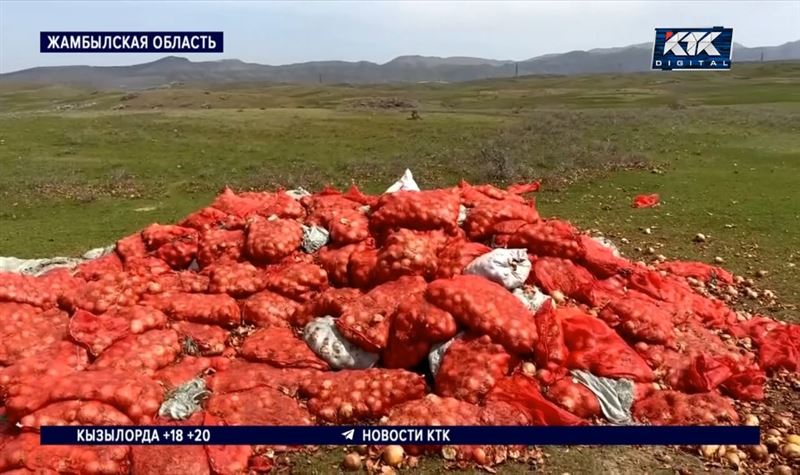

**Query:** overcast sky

left=1, top=0, right=798, bottom=73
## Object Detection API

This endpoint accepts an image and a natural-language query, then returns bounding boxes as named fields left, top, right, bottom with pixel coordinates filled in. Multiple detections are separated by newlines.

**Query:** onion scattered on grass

left=382, top=445, right=404, bottom=466
left=342, top=452, right=361, bottom=471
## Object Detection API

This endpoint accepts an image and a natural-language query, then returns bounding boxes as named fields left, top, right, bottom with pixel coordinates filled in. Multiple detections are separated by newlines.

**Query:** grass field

left=1, top=62, right=799, bottom=472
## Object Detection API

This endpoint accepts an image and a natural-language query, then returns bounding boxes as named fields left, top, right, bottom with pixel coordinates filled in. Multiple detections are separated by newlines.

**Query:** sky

left=1, top=0, right=799, bottom=73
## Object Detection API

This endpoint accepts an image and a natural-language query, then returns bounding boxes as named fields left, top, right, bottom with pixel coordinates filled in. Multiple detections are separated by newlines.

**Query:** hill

left=0, top=40, right=798, bottom=89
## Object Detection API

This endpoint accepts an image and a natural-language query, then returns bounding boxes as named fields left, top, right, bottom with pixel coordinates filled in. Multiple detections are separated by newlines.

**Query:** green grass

left=1, top=63, right=798, bottom=316
left=1, top=62, right=799, bottom=473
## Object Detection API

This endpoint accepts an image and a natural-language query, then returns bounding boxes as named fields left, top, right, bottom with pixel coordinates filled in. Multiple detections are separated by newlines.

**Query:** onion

left=382, top=445, right=404, bottom=466
left=342, top=452, right=361, bottom=471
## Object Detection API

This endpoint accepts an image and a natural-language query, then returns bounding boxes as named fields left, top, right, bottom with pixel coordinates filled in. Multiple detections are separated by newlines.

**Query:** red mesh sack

left=229, top=190, right=302, bottom=219
left=435, top=335, right=515, bottom=404
left=482, top=374, right=585, bottom=426
left=434, top=239, right=491, bottom=279
left=626, top=269, right=695, bottom=306
left=74, top=253, right=123, bottom=280
left=559, top=308, right=654, bottom=382
left=384, top=394, right=482, bottom=456
left=179, top=205, right=242, bottom=231
left=141, top=224, right=197, bottom=250
left=70, top=306, right=167, bottom=356
left=154, top=356, right=213, bottom=388
left=370, top=189, right=461, bottom=233
left=720, top=369, right=766, bottom=401
left=123, top=256, right=172, bottom=277
left=203, top=413, right=252, bottom=475
left=506, top=181, right=541, bottom=195
left=578, top=235, right=633, bottom=279
left=544, top=376, right=602, bottom=419
left=240, top=190, right=305, bottom=219
left=387, top=394, right=482, bottom=425
left=0, top=342, right=88, bottom=400
left=425, top=275, right=537, bottom=355
left=342, top=184, right=378, bottom=207
left=348, top=246, right=379, bottom=289
left=317, top=241, right=371, bottom=286
left=532, top=301, right=568, bottom=367
left=0, top=304, right=67, bottom=365
left=207, top=360, right=322, bottom=395
left=383, top=295, right=458, bottom=369
left=155, top=236, right=199, bottom=269
left=91, top=329, right=181, bottom=376
left=240, top=327, right=329, bottom=370
left=635, top=322, right=755, bottom=391
left=244, top=216, right=303, bottom=264
left=632, top=193, right=660, bottom=209
left=299, top=368, right=426, bottom=423
left=211, top=187, right=264, bottom=218
left=487, top=219, right=528, bottom=247
left=130, top=415, right=210, bottom=475
left=575, top=275, right=627, bottom=308
left=115, top=233, right=148, bottom=262
left=373, top=229, right=447, bottom=283
left=301, top=186, right=362, bottom=215
left=207, top=385, right=313, bottom=425
left=597, top=294, right=675, bottom=345
left=458, top=181, right=528, bottom=207
left=141, top=292, right=241, bottom=326
left=530, top=257, right=595, bottom=298
left=170, top=321, right=228, bottom=355
left=326, top=208, right=370, bottom=244
left=689, top=294, right=737, bottom=328
left=683, top=353, right=734, bottom=393
left=263, top=261, right=328, bottom=300
left=657, top=261, right=734, bottom=284
left=148, top=271, right=209, bottom=294
left=464, top=199, right=540, bottom=241
left=0, top=433, right=130, bottom=474
left=732, top=315, right=780, bottom=345
left=241, top=290, right=301, bottom=328
left=205, top=261, right=266, bottom=297
left=61, top=272, right=148, bottom=314
left=758, top=324, right=800, bottom=372
left=505, top=220, right=584, bottom=260
left=20, top=400, right=133, bottom=430
left=633, top=390, right=738, bottom=425
left=336, top=276, right=427, bottom=352
left=197, top=229, right=245, bottom=268
left=6, top=368, right=162, bottom=424
left=290, top=287, right=362, bottom=327
left=0, top=271, right=80, bottom=309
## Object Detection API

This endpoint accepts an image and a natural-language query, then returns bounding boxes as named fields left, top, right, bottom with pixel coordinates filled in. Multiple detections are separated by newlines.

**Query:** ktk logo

left=652, top=27, right=732, bottom=70
left=663, top=31, right=721, bottom=56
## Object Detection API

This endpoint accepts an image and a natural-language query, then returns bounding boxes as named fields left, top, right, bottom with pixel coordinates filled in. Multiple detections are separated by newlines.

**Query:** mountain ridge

left=2, top=40, right=798, bottom=88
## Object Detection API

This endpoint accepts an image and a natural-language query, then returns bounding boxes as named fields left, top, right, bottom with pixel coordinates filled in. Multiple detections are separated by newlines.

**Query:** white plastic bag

left=384, top=169, right=420, bottom=193
left=592, top=236, right=621, bottom=257
left=463, top=248, right=531, bottom=290
left=82, top=245, right=115, bottom=260
left=428, top=332, right=463, bottom=377
left=303, top=316, right=379, bottom=369
left=512, top=286, right=551, bottom=312
left=286, top=187, right=312, bottom=200
left=301, top=225, right=330, bottom=253
left=158, top=378, right=209, bottom=420
left=457, top=205, right=468, bottom=226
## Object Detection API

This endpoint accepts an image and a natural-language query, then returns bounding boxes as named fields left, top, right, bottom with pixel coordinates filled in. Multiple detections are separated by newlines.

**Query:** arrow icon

left=342, top=429, right=355, bottom=441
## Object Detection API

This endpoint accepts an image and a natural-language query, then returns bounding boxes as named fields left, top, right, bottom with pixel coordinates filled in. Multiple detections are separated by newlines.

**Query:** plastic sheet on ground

left=570, top=369, right=634, bottom=424
left=304, top=316, right=379, bottom=370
